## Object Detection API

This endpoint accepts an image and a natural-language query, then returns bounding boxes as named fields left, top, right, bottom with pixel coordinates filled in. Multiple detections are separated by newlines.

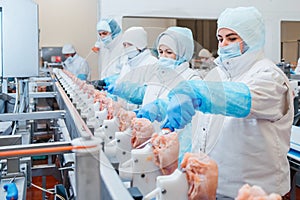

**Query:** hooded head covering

left=62, top=44, right=76, bottom=54
left=156, top=26, right=194, bottom=62
left=198, top=48, right=212, bottom=58
left=217, top=6, right=265, bottom=52
left=158, top=34, right=177, bottom=54
left=122, top=27, right=147, bottom=50
left=96, top=18, right=122, bottom=39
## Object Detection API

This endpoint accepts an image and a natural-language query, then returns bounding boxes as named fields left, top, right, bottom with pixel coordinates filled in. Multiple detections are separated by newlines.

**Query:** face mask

left=217, top=42, right=242, bottom=62
left=101, top=35, right=113, bottom=46
left=64, top=56, right=74, bottom=64
left=158, top=57, right=177, bottom=69
left=124, top=46, right=140, bottom=59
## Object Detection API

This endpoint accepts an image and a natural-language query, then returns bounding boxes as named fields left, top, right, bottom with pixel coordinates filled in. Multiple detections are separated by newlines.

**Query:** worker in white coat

left=91, top=26, right=158, bottom=93
left=92, top=18, right=123, bottom=79
left=112, top=26, right=201, bottom=106
left=118, top=26, right=158, bottom=81
left=62, top=44, right=90, bottom=80
left=197, top=48, right=216, bottom=77
left=112, top=27, right=202, bottom=164
left=162, top=7, right=294, bottom=198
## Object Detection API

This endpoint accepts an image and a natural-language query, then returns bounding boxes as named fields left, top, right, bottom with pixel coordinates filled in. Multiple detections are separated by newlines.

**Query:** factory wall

left=100, top=0, right=300, bottom=64
left=34, top=0, right=99, bottom=80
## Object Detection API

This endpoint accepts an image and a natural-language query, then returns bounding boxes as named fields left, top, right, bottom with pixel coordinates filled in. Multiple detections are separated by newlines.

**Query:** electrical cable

left=31, top=183, right=65, bottom=200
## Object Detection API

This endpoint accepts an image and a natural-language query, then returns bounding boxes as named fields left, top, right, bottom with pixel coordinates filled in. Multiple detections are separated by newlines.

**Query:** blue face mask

left=101, top=35, right=113, bottom=46
left=217, top=42, right=242, bottom=62
left=158, top=57, right=177, bottom=69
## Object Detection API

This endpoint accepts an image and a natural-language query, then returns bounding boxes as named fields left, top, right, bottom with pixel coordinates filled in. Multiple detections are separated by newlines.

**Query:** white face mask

left=124, top=46, right=140, bottom=59
left=158, top=57, right=177, bottom=69
left=64, top=56, right=74, bottom=64
left=101, top=35, right=113, bottom=46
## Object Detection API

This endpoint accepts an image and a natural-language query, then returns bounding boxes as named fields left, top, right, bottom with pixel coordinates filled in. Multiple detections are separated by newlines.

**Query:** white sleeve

left=247, top=66, right=291, bottom=121
left=94, top=39, right=101, bottom=48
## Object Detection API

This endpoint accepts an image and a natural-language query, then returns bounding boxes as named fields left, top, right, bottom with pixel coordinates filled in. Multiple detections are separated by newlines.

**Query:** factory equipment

left=143, top=169, right=189, bottom=200
left=0, top=0, right=39, bottom=77
left=276, top=59, right=292, bottom=78
left=0, top=68, right=140, bottom=200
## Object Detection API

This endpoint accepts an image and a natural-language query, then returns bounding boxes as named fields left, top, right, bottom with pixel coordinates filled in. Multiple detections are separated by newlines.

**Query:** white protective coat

left=193, top=49, right=294, bottom=198
left=95, top=34, right=124, bottom=79
left=63, top=53, right=90, bottom=80
left=117, top=49, right=158, bottom=82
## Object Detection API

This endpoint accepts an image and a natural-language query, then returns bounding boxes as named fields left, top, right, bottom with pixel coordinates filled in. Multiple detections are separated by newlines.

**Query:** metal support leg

left=72, top=136, right=101, bottom=200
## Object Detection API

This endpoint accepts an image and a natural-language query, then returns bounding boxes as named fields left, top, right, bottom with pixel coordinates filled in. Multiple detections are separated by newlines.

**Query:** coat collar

left=105, top=34, right=122, bottom=50
left=215, top=50, right=264, bottom=79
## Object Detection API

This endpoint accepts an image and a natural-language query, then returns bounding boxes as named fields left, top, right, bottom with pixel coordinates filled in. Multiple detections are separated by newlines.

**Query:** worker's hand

left=77, top=74, right=87, bottom=81
left=90, top=79, right=106, bottom=90
left=162, top=94, right=195, bottom=129
left=92, top=46, right=100, bottom=53
left=106, top=84, right=115, bottom=94
left=137, top=99, right=167, bottom=122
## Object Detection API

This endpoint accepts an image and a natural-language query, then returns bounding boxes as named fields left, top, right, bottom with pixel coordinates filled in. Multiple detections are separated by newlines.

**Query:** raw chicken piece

left=77, top=79, right=86, bottom=90
left=62, top=69, right=73, bottom=78
left=131, top=118, right=154, bottom=148
left=151, top=132, right=179, bottom=175
left=236, top=184, right=282, bottom=200
left=83, top=84, right=95, bottom=99
left=117, top=108, right=136, bottom=131
left=110, top=100, right=122, bottom=119
left=180, top=152, right=218, bottom=200
left=103, top=98, right=115, bottom=120
left=93, top=90, right=106, bottom=104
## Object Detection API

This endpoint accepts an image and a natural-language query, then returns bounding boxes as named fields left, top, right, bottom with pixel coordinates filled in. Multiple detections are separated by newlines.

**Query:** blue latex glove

left=137, top=99, right=168, bottom=122
left=106, top=83, right=115, bottom=94
left=77, top=74, right=87, bottom=80
left=163, top=80, right=251, bottom=129
left=103, top=74, right=119, bottom=91
left=132, top=109, right=140, bottom=115
left=161, top=94, right=195, bottom=129
left=4, top=182, right=18, bottom=200
left=113, top=81, right=146, bottom=105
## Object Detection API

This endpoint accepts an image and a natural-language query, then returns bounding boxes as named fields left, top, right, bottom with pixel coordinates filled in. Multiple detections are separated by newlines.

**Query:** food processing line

left=0, top=1, right=190, bottom=199
left=0, top=68, right=142, bottom=200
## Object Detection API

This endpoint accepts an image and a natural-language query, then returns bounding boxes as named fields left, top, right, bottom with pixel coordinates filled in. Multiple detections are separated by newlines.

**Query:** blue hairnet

left=97, top=18, right=122, bottom=39
left=217, top=7, right=265, bottom=52
left=156, top=26, right=194, bottom=62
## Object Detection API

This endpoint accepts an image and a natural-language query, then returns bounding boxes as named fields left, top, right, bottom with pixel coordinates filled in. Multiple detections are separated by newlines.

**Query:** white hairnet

left=62, top=44, right=75, bottom=54
left=158, top=34, right=177, bottom=53
left=122, top=27, right=147, bottom=50
left=96, top=18, right=122, bottom=39
left=156, top=26, right=194, bottom=62
left=96, top=20, right=111, bottom=32
left=198, top=48, right=212, bottom=58
left=217, top=6, right=265, bottom=52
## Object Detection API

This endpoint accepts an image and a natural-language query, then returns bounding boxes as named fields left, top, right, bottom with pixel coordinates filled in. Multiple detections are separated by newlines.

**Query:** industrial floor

left=26, top=176, right=59, bottom=200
